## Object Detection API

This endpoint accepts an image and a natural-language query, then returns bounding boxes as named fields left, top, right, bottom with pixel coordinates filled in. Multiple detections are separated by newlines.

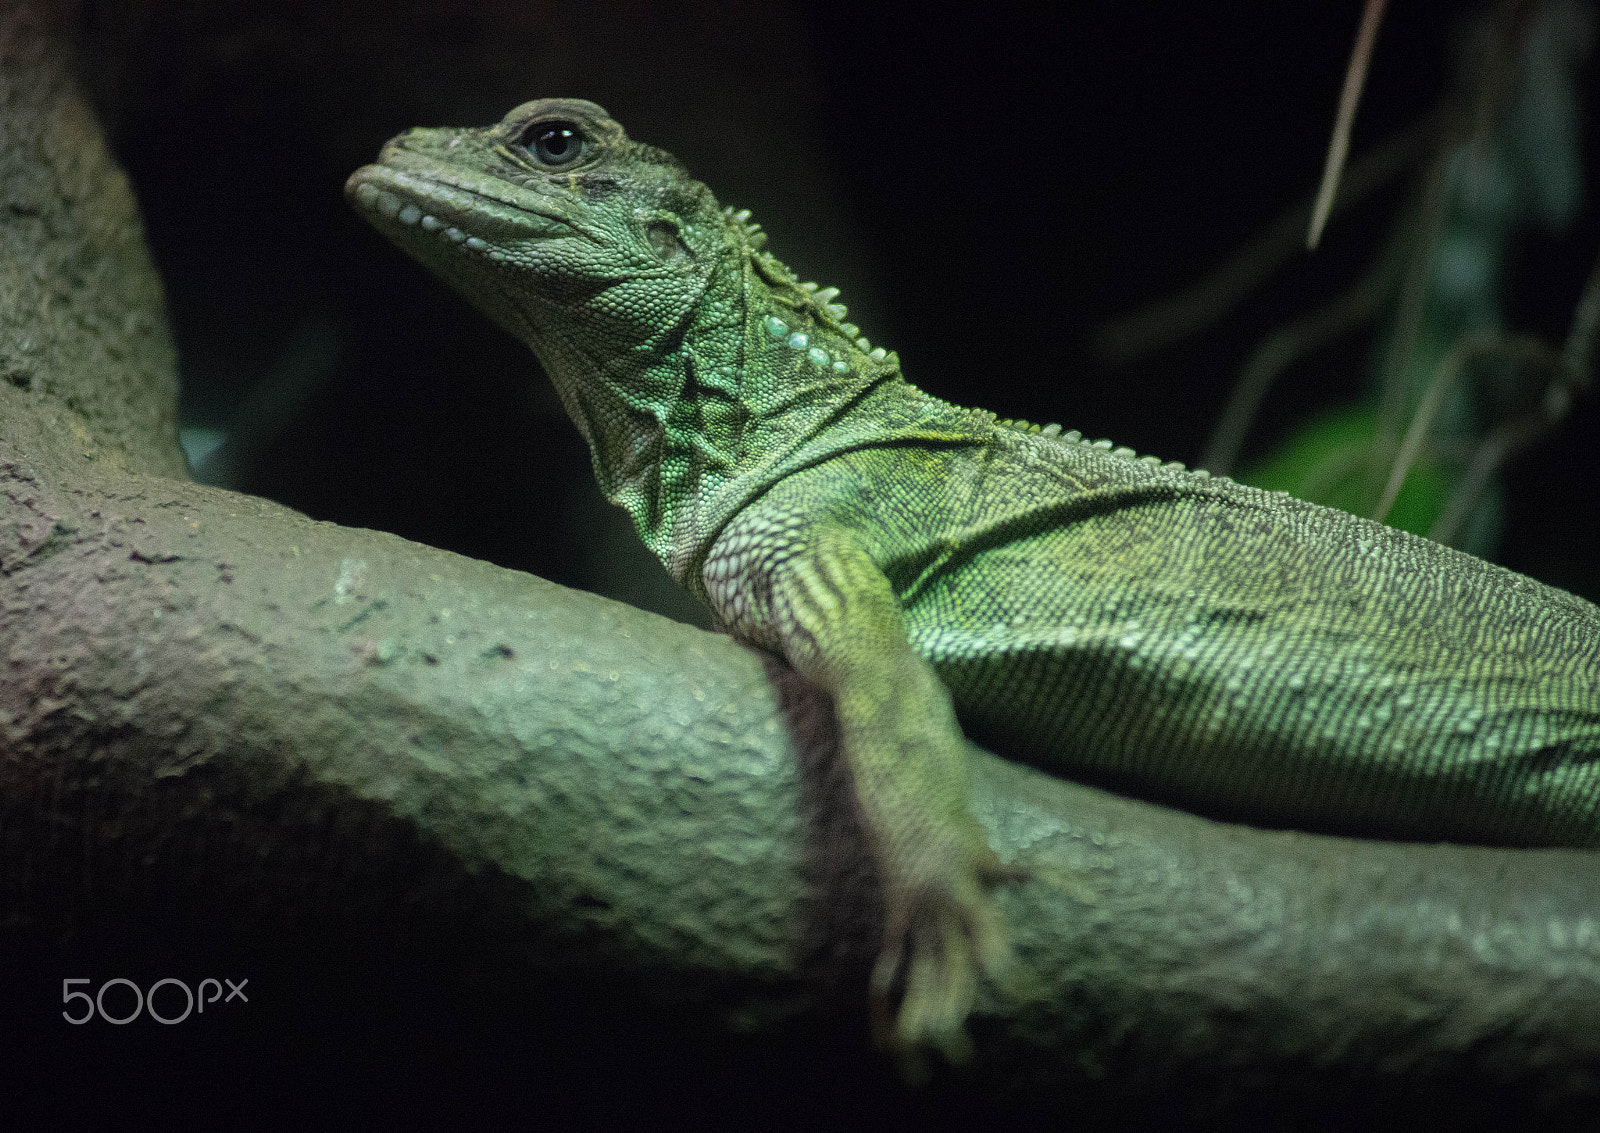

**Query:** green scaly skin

left=348, top=98, right=1600, bottom=1059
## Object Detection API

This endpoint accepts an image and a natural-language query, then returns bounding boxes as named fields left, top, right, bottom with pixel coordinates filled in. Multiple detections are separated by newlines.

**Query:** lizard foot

left=868, top=845, right=1023, bottom=1071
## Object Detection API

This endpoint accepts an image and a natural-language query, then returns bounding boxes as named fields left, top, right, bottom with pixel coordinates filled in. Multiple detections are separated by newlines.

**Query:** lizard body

left=348, top=99, right=1600, bottom=1058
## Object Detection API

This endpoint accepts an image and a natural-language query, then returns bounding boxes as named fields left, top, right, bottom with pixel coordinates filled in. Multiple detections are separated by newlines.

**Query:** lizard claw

left=867, top=844, right=1020, bottom=1070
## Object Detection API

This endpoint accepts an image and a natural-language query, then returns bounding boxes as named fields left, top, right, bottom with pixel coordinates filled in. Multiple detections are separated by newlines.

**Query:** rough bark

left=2, top=2, right=1598, bottom=1123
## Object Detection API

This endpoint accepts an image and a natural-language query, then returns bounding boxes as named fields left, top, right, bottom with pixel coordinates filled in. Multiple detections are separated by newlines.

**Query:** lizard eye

left=522, top=121, right=586, bottom=168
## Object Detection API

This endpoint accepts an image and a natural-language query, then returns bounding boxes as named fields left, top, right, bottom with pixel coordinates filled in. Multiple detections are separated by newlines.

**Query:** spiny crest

left=725, top=205, right=769, bottom=253
left=721, top=204, right=899, bottom=368
left=987, top=414, right=1204, bottom=475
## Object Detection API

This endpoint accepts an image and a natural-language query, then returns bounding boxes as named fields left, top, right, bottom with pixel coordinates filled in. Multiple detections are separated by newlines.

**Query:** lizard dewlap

left=349, top=98, right=1600, bottom=1059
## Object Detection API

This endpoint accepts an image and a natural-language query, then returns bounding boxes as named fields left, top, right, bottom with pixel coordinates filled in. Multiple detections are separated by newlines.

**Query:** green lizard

left=347, top=98, right=1600, bottom=1060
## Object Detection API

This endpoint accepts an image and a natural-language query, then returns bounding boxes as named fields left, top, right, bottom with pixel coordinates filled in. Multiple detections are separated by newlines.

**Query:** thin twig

left=1296, top=442, right=1383, bottom=511
left=1558, top=244, right=1600, bottom=389
left=1309, top=0, right=1390, bottom=250
left=1372, top=146, right=1453, bottom=490
left=1092, top=116, right=1434, bottom=363
left=1374, top=0, right=1545, bottom=501
left=1201, top=254, right=1397, bottom=475
left=1429, top=243, right=1600, bottom=544
left=1371, top=332, right=1553, bottom=523
left=1429, top=395, right=1560, bottom=546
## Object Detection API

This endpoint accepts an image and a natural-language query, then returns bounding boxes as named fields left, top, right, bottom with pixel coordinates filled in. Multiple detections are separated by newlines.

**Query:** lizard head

left=348, top=99, right=893, bottom=558
left=346, top=96, right=733, bottom=370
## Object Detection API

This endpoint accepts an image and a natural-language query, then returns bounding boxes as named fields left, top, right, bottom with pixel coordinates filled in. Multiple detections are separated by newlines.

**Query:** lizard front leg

left=706, top=516, right=1017, bottom=1062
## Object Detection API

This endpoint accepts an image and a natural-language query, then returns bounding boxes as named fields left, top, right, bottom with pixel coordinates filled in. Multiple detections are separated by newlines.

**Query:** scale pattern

left=708, top=424, right=1600, bottom=847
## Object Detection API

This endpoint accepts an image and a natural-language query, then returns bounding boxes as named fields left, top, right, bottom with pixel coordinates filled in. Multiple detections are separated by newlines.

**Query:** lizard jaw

left=345, top=163, right=579, bottom=259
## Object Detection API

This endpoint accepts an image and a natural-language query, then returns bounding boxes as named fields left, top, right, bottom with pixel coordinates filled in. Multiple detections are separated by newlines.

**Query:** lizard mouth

left=345, top=163, right=578, bottom=247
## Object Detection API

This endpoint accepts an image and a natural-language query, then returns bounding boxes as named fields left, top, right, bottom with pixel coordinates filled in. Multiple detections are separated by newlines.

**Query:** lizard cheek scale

left=350, top=96, right=1600, bottom=1067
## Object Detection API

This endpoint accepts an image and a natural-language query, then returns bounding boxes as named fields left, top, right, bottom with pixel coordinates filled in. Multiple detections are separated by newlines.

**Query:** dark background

left=81, top=0, right=1600, bottom=624
left=39, top=1, right=1600, bottom=1122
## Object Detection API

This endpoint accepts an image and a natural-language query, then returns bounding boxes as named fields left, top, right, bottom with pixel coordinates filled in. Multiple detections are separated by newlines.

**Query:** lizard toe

left=870, top=854, right=1017, bottom=1068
